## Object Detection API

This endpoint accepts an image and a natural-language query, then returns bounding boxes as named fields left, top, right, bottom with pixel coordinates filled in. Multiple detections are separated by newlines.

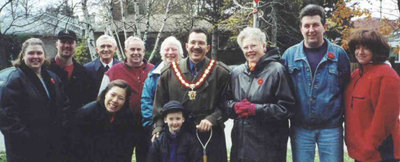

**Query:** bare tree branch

left=0, top=0, right=13, bottom=12
left=148, top=0, right=173, bottom=62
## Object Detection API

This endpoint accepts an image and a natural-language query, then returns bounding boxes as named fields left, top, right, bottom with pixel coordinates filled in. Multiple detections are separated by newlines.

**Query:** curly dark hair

left=348, top=29, right=390, bottom=64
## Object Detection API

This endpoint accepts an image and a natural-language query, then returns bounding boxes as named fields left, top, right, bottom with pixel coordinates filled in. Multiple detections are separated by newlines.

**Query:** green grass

left=0, top=150, right=354, bottom=162
left=0, top=152, right=5, bottom=162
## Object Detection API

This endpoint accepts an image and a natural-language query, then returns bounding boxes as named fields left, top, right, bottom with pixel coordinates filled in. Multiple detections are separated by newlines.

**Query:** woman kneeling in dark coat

left=73, top=79, right=136, bottom=162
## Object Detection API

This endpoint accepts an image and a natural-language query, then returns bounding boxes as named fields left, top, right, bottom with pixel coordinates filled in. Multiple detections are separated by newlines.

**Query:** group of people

left=0, top=3, right=399, bottom=162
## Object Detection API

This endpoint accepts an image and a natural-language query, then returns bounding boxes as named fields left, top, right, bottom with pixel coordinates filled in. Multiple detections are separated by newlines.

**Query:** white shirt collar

left=100, top=58, right=113, bottom=68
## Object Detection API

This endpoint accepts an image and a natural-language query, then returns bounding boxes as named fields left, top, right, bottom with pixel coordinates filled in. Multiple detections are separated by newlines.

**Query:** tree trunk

left=133, top=1, right=141, bottom=37
left=211, top=26, right=218, bottom=59
left=103, top=0, right=124, bottom=60
left=397, top=0, right=400, bottom=15
left=81, top=0, right=97, bottom=61
left=148, top=0, right=173, bottom=62
left=143, top=0, right=153, bottom=45
left=270, top=0, right=278, bottom=46
left=120, top=0, right=127, bottom=39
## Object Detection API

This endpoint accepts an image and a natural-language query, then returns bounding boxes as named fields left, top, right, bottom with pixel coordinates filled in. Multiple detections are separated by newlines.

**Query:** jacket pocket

left=351, top=96, right=366, bottom=109
left=288, top=66, right=301, bottom=88
left=328, top=66, right=340, bottom=94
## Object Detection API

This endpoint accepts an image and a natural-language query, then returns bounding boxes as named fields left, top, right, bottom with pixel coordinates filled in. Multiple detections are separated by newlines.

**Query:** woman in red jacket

left=345, top=29, right=400, bottom=162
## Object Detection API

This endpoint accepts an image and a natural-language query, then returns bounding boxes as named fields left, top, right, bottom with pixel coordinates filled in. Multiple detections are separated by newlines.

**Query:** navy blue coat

left=0, top=64, right=71, bottom=162
left=84, top=57, right=120, bottom=100
left=148, top=127, right=202, bottom=162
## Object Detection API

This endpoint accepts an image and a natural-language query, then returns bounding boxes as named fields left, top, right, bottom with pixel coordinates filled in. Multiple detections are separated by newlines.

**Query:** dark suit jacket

left=84, top=57, right=120, bottom=100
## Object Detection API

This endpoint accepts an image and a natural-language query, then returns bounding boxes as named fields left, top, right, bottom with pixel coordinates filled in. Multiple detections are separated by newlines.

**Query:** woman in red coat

left=345, top=29, right=400, bottom=162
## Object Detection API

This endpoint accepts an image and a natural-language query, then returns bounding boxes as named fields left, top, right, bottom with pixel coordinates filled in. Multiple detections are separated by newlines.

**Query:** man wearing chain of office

left=151, top=28, right=231, bottom=162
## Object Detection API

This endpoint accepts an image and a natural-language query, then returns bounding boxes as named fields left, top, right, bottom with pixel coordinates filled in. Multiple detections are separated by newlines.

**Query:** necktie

left=104, top=65, right=109, bottom=72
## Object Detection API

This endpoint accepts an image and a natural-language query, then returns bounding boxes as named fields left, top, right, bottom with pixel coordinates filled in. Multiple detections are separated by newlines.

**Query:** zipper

left=353, top=71, right=363, bottom=89
left=350, top=71, right=364, bottom=109
left=245, top=74, right=255, bottom=99
left=240, top=72, right=255, bottom=153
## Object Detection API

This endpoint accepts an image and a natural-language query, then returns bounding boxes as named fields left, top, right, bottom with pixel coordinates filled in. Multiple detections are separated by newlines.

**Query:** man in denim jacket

left=282, top=4, right=350, bottom=162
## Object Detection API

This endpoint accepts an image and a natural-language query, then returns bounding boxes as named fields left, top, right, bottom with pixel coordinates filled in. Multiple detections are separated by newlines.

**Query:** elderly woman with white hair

left=225, top=27, right=295, bottom=162
left=141, top=36, right=184, bottom=140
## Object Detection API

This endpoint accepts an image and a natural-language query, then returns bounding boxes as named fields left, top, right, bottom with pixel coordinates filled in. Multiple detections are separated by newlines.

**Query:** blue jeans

left=290, top=126, right=343, bottom=162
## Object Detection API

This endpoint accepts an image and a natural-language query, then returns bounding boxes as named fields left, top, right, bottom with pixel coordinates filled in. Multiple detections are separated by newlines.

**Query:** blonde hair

left=12, top=38, right=50, bottom=67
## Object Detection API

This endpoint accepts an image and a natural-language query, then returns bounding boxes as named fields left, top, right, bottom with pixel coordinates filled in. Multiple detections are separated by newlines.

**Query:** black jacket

left=49, top=58, right=94, bottom=112
left=0, top=64, right=71, bottom=162
left=72, top=101, right=136, bottom=162
left=148, top=127, right=202, bottom=162
left=226, top=48, right=296, bottom=162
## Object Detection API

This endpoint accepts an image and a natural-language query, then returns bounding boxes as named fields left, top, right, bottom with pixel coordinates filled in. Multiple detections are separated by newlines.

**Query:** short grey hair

left=237, top=27, right=266, bottom=49
left=96, top=34, right=117, bottom=47
left=124, top=36, right=145, bottom=50
left=160, top=36, right=184, bottom=58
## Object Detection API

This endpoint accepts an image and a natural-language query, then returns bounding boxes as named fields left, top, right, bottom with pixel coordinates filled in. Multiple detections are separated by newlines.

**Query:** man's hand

left=151, top=132, right=160, bottom=142
left=196, top=119, right=213, bottom=132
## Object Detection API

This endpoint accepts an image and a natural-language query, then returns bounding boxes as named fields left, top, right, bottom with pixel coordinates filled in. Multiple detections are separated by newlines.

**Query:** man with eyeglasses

left=152, top=28, right=231, bottom=162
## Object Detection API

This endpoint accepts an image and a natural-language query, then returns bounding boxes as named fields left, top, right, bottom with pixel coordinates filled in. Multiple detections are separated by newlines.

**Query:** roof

left=93, top=14, right=213, bottom=33
left=1, top=13, right=82, bottom=36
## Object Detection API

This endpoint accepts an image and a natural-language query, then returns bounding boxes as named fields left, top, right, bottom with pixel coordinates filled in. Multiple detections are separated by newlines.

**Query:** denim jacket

left=282, top=39, right=350, bottom=129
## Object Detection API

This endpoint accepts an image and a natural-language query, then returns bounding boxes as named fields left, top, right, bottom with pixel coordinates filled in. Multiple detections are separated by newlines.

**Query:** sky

left=352, top=0, right=399, bottom=20
left=2, top=0, right=399, bottom=21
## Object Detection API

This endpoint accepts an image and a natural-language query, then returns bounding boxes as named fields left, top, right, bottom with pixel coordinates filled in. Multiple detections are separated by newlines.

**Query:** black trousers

left=133, top=125, right=152, bottom=162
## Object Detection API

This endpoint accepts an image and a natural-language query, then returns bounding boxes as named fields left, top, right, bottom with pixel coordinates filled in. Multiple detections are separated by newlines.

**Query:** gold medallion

left=171, top=59, right=216, bottom=101
left=188, top=90, right=197, bottom=100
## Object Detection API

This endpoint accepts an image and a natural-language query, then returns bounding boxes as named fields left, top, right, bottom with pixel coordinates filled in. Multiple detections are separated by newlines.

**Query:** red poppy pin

left=257, top=78, right=264, bottom=85
left=328, top=52, right=335, bottom=59
left=110, top=116, right=115, bottom=123
left=50, top=78, right=56, bottom=84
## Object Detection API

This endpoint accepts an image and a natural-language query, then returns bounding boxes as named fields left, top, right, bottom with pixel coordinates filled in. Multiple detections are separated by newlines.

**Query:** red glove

left=234, top=100, right=247, bottom=114
left=234, top=99, right=256, bottom=118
